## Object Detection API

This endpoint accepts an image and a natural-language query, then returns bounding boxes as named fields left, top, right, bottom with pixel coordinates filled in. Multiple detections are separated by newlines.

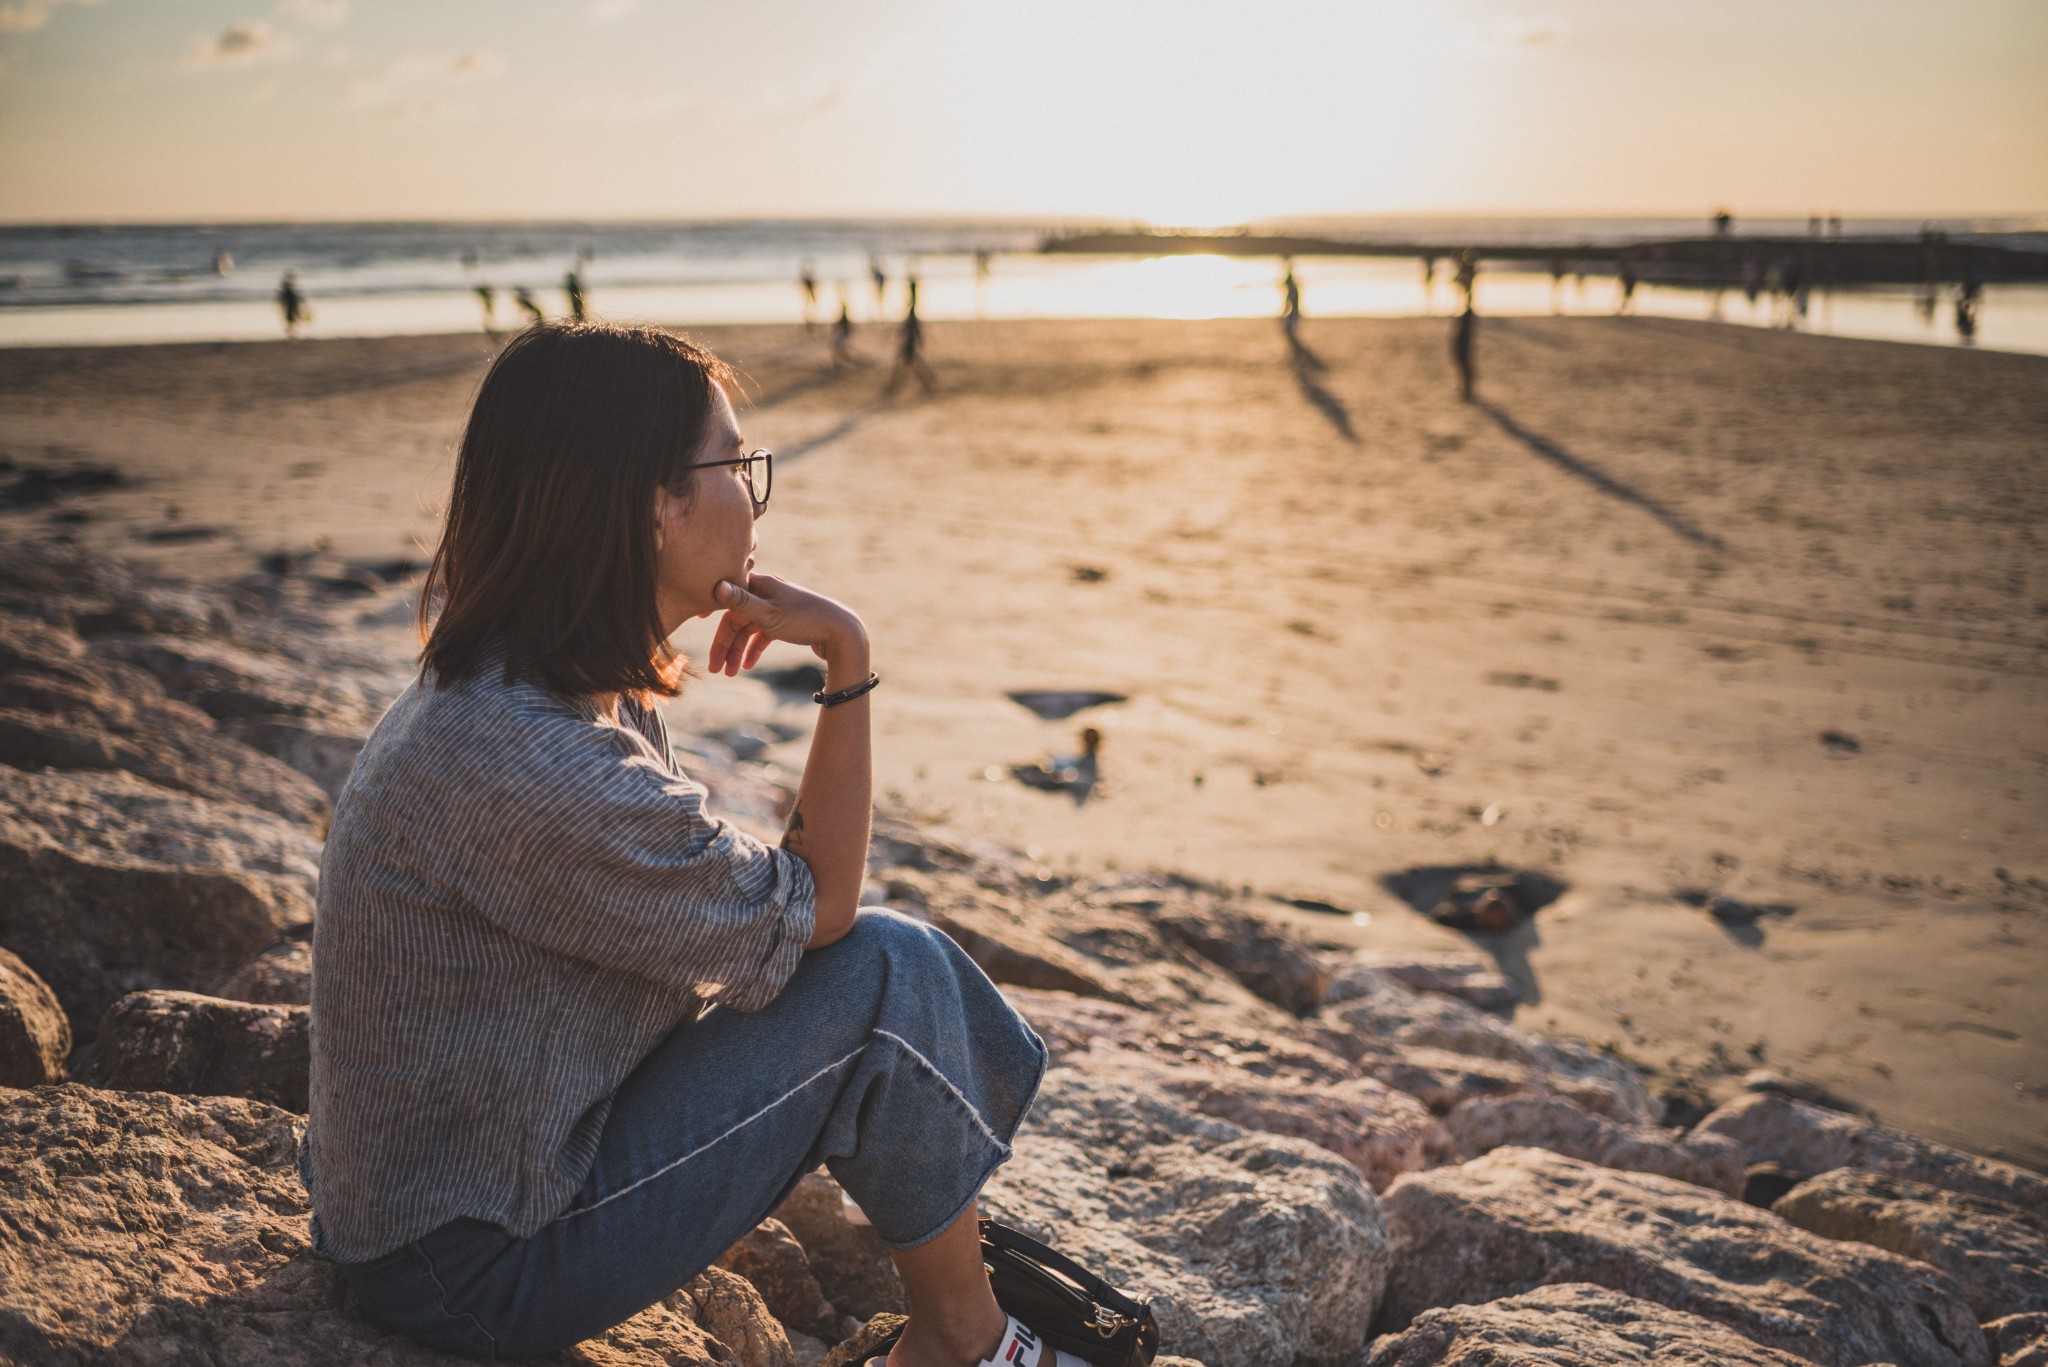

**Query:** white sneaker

left=865, top=1313, right=1090, bottom=1367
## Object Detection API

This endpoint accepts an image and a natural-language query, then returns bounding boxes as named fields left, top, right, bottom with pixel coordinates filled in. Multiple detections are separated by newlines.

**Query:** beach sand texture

left=1, top=314, right=2042, bottom=1169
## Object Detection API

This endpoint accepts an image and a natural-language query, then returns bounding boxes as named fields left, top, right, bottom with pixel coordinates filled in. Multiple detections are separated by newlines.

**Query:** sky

left=0, top=0, right=2044, bottom=224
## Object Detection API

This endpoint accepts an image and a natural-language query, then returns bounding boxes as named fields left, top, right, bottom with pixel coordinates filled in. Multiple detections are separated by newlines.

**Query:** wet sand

left=1, top=314, right=2043, bottom=1167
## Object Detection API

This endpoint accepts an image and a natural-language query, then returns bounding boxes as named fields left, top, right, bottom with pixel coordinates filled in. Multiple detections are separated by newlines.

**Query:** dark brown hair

left=419, top=323, right=736, bottom=699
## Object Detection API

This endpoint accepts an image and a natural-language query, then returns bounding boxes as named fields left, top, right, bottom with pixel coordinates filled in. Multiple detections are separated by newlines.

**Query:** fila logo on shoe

left=1003, top=1322, right=1039, bottom=1363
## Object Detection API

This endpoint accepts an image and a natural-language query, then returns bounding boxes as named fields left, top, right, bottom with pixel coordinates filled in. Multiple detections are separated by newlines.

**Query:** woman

left=305, top=324, right=1061, bottom=1366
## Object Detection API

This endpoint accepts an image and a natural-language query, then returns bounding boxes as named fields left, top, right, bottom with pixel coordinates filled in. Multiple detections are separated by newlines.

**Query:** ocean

left=2, top=216, right=2044, bottom=356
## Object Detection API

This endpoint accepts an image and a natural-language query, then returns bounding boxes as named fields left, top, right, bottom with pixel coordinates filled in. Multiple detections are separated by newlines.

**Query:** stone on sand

left=87, top=989, right=311, bottom=1112
left=1376, top=1146, right=1987, bottom=1367
left=1696, top=1093, right=2048, bottom=1223
left=1442, top=1093, right=1745, bottom=1196
left=0, top=765, right=322, bottom=1037
left=0, top=945, right=70, bottom=1087
left=1364, top=1282, right=1818, bottom=1366
left=1773, top=1168, right=2048, bottom=1322
left=980, top=1069, right=1389, bottom=1367
left=0, top=1084, right=789, bottom=1366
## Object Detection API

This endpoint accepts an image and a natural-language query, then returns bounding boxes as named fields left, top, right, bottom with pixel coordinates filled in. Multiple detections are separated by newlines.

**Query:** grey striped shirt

left=303, top=655, right=816, bottom=1263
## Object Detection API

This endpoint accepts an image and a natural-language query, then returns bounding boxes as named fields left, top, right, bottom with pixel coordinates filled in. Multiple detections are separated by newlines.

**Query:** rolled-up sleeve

left=473, top=712, right=816, bottom=1012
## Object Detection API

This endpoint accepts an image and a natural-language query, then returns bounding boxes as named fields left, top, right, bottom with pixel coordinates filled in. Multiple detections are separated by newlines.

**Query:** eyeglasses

left=689, top=449, right=773, bottom=515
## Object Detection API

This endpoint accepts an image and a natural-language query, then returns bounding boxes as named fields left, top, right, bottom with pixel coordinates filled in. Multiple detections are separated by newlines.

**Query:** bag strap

left=979, top=1220, right=1150, bottom=1323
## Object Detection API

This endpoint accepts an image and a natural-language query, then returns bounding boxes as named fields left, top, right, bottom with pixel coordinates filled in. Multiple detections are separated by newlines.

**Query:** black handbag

left=978, top=1219, right=1159, bottom=1367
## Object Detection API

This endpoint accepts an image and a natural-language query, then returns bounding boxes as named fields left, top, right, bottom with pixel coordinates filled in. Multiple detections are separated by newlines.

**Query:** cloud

left=276, top=0, right=347, bottom=27
left=344, top=49, right=505, bottom=118
left=180, top=19, right=294, bottom=69
left=0, top=0, right=98, bottom=37
left=1484, top=18, right=1563, bottom=48
left=587, top=0, right=639, bottom=22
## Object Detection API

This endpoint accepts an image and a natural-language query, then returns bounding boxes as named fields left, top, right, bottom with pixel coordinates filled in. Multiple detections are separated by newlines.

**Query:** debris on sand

left=1005, top=688, right=1127, bottom=720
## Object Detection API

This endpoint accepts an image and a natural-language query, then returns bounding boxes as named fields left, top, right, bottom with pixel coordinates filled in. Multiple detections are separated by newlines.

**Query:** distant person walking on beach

left=1617, top=257, right=1639, bottom=314
left=885, top=277, right=935, bottom=396
left=515, top=288, right=545, bottom=327
left=475, top=285, right=498, bottom=335
left=799, top=261, right=819, bottom=332
left=869, top=256, right=888, bottom=312
left=1452, top=302, right=1477, bottom=402
left=565, top=270, right=586, bottom=324
left=830, top=291, right=856, bottom=369
left=1280, top=259, right=1302, bottom=342
left=1454, top=251, right=1477, bottom=311
left=1955, top=274, right=1983, bottom=342
left=277, top=272, right=308, bottom=339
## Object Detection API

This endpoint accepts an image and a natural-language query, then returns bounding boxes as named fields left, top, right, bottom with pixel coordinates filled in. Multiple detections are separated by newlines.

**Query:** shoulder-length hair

left=419, top=323, right=735, bottom=700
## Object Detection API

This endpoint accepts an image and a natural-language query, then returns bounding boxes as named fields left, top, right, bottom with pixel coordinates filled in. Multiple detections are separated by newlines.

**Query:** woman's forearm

left=787, top=629, right=872, bottom=948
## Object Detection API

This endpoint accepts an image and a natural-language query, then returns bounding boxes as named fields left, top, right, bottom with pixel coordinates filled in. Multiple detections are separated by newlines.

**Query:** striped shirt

left=303, top=653, right=816, bottom=1263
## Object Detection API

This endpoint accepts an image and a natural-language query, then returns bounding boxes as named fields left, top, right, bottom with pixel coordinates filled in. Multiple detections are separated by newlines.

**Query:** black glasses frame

left=690, top=449, right=773, bottom=514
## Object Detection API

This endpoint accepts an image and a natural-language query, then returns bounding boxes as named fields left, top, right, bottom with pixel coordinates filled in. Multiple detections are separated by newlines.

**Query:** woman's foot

left=877, top=1314, right=1085, bottom=1367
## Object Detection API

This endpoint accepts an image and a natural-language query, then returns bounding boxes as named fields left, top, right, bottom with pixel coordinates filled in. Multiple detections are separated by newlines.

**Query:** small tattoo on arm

left=782, top=806, right=805, bottom=851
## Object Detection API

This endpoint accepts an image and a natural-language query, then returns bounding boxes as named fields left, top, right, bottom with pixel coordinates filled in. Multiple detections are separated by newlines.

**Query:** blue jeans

left=336, top=909, right=1047, bottom=1358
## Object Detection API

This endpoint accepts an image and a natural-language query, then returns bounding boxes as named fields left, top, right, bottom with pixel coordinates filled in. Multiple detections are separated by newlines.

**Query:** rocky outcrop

left=1109, top=891, right=1330, bottom=1015
left=1984, top=1313, right=2048, bottom=1367
left=1311, top=970, right=1659, bottom=1124
left=717, top=1217, right=843, bottom=1342
left=87, top=990, right=311, bottom=1111
left=89, top=633, right=377, bottom=731
left=1442, top=1093, right=1745, bottom=1196
left=219, top=715, right=370, bottom=801
left=213, top=923, right=315, bottom=1005
left=0, top=946, right=69, bottom=1087
left=1364, top=1282, right=1817, bottom=1366
left=1773, top=1169, right=2048, bottom=1322
left=0, top=766, right=322, bottom=1037
left=0, top=1084, right=789, bottom=1366
left=772, top=1172, right=906, bottom=1321
left=1377, top=1146, right=1987, bottom=1367
left=1325, top=949, right=1518, bottom=1015
left=980, top=1069, right=1389, bottom=1367
left=1696, top=1093, right=2048, bottom=1223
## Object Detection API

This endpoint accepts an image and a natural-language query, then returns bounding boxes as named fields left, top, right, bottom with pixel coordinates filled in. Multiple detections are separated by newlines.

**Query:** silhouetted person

left=1617, top=257, right=1639, bottom=314
left=1955, top=274, right=1983, bottom=342
left=831, top=290, right=856, bottom=368
left=515, top=287, right=544, bottom=326
left=1454, top=250, right=1477, bottom=310
left=885, top=277, right=935, bottom=396
left=1280, top=259, right=1302, bottom=341
left=799, top=260, right=819, bottom=332
left=277, top=272, right=307, bottom=339
left=565, top=270, right=586, bottom=323
left=1713, top=208, right=1733, bottom=238
left=1452, top=303, right=1476, bottom=402
left=1549, top=256, right=1567, bottom=313
left=869, top=255, right=888, bottom=311
left=475, top=284, right=498, bottom=334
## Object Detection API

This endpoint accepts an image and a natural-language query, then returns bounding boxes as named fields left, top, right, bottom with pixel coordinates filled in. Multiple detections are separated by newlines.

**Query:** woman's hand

left=705, top=573, right=868, bottom=678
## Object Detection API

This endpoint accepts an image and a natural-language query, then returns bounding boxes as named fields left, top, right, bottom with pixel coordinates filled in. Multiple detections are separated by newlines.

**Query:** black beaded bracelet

left=813, top=672, right=880, bottom=707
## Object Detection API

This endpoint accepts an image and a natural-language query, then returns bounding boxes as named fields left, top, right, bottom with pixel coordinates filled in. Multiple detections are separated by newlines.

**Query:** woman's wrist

left=818, top=622, right=871, bottom=691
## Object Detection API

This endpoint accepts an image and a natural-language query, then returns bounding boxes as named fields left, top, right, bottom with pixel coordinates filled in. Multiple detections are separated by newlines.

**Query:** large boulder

left=1364, top=1282, right=1817, bottom=1366
left=0, top=1084, right=789, bottom=1366
left=1442, top=1093, right=1745, bottom=1197
left=1107, top=891, right=1330, bottom=1015
left=219, top=715, right=370, bottom=802
left=979, top=1069, right=1389, bottom=1367
left=1984, top=1313, right=2048, bottom=1367
left=1773, top=1169, right=2048, bottom=1322
left=1377, top=1146, right=1987, bottom=1367
left=771, top=1172, right=905, bottom=1321
left=1325, top=949, right=1518, bottom=1015
left=0, top=946, right=69, bottom=1087
left=716, top=1217, right=843, bottom=1341
left=1696, top=1094, right=2048, bottom=1224
left=0, top=766, right=322, bottom=1038
left=1311, top=971, right=1659, bottom=1124
left=89, top=633, right=377, bottom=728
left=213, top=923, right=315, bottom=1005
left=87, top=990, right=311, bottom=1112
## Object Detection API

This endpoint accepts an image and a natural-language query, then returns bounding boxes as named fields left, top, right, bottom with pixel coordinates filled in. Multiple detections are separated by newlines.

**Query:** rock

left=1311, top=970, right=1659, bottom=1124
left=820, top=1313, right=905, bottom=1367
left=1376, top=1146, right=1988, bottom=1367
left=0, top=946, right=69, bottom=1087
left=772, top=1172, right=907, bottom=1321
left=718, top=1217, right=843, bottom=1341
left=0, top=765, right=322, bottom=1038
left=0, top=698, right=331, bottom=830
left=1136, top=900, right=1330, bottom=1016
left=0, top=540, right=236, bottom=640
left=1431, top=871, right=1525, bottom=932
left=922, top=900, right=1137, bottom=1004
left=1004, top=987, right=1447, bottom=1189
left=1695, top=1093, right=2048, bottom=1223
left=1442, top=1094, right=1745, bottom=1197
left=87, top=989, right=311, bottom=1111
left=89, top=632, right=375, bottom=729
left=1325, top=949, right=1518, bottom=1015
left=980, top=1069, right=1389, bottom=1367
left=1365, top=1282, right=1818, bottom=1366
left=219, top=715, right=371, bottom=801
left=1773, top=1169, right=2048, bottom=1322
left=0, top=1084, right=788, bottom=1366
left=214, top=923, right=315, bottom=1005
left=1984, top=1313, right=2048, bottom=1367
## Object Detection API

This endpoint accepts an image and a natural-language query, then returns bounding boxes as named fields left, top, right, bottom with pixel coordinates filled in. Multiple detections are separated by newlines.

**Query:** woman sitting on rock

left=304, top=324, right=1057, bottom=1366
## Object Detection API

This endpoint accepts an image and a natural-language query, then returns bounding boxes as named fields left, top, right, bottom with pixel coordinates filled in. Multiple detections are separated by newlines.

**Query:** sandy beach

left=1, top=313, right=2042, bottom=1170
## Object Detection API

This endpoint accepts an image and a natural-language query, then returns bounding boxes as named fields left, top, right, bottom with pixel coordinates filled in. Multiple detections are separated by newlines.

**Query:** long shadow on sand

left=1477, top=400, right=1727, bottom=553
left=1289, top=338, right=1359, bottom=443
left=779, top=405, right=878, bottom=464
